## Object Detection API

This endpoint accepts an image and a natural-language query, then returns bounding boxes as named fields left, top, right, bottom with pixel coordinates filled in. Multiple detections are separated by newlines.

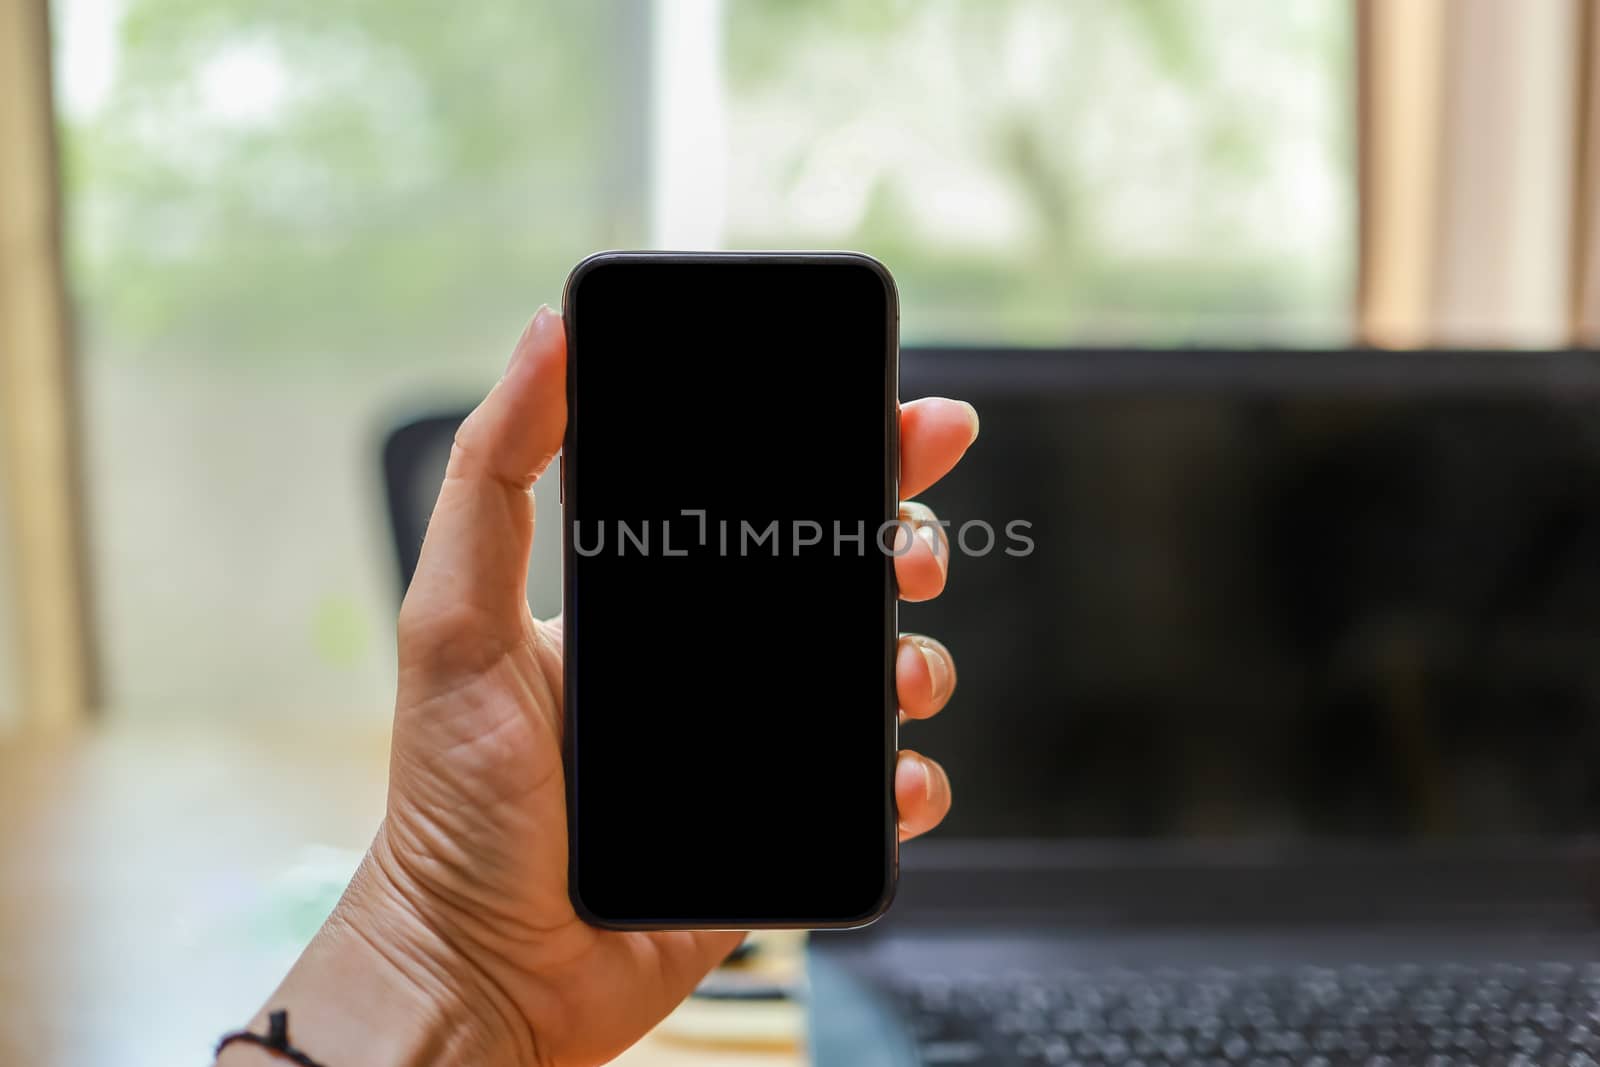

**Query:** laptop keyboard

left=886, top=961, right=1600, bottom=1066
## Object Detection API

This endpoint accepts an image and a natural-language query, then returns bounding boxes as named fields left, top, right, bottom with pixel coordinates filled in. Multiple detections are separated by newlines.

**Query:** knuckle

left=397, top=593, right=516, bottom=682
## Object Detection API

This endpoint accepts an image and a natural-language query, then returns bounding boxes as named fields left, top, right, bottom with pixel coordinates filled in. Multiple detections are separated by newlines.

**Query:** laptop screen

left=903, top=349, right=1600, bottom=841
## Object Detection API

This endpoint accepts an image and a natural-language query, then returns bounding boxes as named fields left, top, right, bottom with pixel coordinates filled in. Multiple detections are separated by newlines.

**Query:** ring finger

left=896, top=633, right=956, bottom=721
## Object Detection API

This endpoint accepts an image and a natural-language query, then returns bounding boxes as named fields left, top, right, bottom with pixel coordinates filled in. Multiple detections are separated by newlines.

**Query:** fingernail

left=506, top=304, right=554, bottom=375
left=959, top=400, right=980, bottom=441
left=918, top=641, right=951, bottom=703
left=916, top=523, right=943, bottom=563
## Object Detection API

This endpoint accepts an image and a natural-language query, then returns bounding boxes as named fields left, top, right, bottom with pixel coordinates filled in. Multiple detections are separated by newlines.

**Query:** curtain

left=0, top=0, right=93, bottom=731
left=1358, top=0, right=1600, bottom=348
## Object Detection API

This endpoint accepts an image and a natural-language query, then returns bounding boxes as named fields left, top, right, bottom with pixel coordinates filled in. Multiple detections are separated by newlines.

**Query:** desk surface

left=0, top=722, right=803, bottom=1067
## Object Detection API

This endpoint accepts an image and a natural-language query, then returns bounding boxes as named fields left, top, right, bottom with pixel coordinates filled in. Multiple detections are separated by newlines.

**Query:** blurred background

left=26, top=0, right=1358, bottom=730
left=1, top=1, right=1599, bottom=1065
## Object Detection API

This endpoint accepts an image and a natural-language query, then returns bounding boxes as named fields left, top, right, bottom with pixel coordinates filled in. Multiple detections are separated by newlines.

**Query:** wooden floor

left=0, top=721, right=803, bottom=1066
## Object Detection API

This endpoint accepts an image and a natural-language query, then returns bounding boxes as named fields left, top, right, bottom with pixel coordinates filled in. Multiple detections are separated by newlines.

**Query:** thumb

left=398, top=306, right=566, bottom=671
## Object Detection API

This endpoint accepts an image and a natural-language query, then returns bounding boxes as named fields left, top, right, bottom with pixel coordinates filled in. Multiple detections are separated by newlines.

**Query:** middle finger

left=894, top=501, right=949, bottom=602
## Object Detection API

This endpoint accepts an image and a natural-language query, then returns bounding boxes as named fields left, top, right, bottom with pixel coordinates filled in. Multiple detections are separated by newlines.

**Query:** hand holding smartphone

left=562, top=252, right=971, bottom=929
left=247, top=260, right=974, bottom=1067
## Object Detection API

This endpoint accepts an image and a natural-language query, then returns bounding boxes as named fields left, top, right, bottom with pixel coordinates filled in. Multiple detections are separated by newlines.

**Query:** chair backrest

left=380, top=412, right=467, bottom=596
left=380, top=410, right=565, bottom=615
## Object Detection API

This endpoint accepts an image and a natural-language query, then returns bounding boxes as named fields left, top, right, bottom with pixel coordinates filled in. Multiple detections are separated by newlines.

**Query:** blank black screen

left=564, top=255, right=897, bottom=926
left=902, top=350, right=1600, bottom=841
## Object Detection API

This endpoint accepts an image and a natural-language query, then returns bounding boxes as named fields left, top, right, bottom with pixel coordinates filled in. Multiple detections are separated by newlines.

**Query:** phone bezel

left=560, top=250, right=901, bottom=930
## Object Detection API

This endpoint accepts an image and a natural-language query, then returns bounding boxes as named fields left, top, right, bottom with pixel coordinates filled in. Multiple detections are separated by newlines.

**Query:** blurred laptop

left=809, top=347, right=1600, bottom=1067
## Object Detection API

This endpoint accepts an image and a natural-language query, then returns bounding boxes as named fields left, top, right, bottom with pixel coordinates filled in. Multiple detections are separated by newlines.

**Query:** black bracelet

left=215, top=1009, right=328, bottom=1067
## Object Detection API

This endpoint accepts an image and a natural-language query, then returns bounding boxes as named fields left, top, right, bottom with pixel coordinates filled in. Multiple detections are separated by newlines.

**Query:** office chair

left=379, top=409, right=563, bottom=617
left=380, top=412, right=467, bottom=596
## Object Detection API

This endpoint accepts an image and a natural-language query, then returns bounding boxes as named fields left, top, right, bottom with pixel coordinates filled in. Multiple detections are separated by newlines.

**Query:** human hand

left=219, top=306, right=979, bottom=1067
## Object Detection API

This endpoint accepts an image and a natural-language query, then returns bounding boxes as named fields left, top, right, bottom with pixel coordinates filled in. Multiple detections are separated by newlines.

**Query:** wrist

left=217, top=836, right=532, bottom=1067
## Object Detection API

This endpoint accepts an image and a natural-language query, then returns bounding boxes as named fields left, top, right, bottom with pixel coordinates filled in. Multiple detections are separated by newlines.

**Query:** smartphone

left=561, top=251, right=899, bottom=929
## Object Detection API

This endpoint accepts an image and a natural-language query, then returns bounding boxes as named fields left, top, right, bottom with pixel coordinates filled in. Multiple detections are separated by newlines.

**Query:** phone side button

left=558, top=453, right=564, bottom=504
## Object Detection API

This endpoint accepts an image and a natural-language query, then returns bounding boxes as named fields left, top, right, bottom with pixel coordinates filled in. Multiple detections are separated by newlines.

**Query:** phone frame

left=560, top=250, right=901, bottom=930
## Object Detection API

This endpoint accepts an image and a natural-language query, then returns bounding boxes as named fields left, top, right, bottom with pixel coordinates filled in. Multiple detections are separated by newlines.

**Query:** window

left=719, top=0, right=1354, bottom=344
left=56, top=0, right=645, bottom=719
left=54, top=0, right=1353, bottom=719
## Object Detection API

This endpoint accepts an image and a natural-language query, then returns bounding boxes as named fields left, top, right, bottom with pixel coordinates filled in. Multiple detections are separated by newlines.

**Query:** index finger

left=900, top=397, right=980, bottom=499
